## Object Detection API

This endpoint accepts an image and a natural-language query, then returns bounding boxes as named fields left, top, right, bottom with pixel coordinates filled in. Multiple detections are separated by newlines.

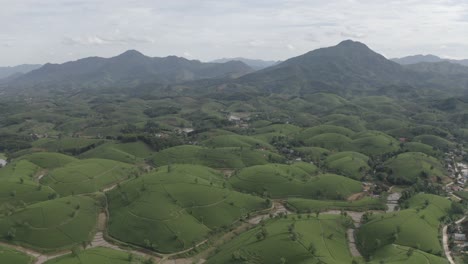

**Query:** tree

left=406, top=248, right=414, bottom=257
left=308, top=242, right=316, bottom=255
left=71, top=246, right=81, bottom=257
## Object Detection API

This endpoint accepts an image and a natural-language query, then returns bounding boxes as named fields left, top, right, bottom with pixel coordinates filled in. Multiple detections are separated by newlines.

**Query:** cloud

left=340, top=32, right=366, bottom=39
left=2, top=0, right=468, bottom=65
left=62, top=35, right=155, bottom=46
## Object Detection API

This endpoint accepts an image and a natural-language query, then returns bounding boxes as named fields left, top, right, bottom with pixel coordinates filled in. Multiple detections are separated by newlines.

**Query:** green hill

left=357, top=193, right=451, bottom=258
left=107, top=164, right=267, bottom=253
left=40, top=159, right=136, bottom=195
left=0, top=196, right=98, bottom=251
left=230, top=163, right=361, bottom=199
left=151, top=145, right=284, bottom=168
left=206, top=214, right=354, bottom=264
left=325, top=151, right=370, bottom=180
left=384, top=152, right=445, bottom=184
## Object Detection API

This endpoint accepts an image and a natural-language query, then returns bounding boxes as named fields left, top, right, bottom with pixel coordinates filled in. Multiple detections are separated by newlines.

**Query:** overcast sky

left=1, top=0, right=468, bottom=66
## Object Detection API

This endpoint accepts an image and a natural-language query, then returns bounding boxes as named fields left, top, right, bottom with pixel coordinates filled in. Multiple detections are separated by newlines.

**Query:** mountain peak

left=337, top=39, right=367, bottom=47
left=116, top=49, right=146, bottom=58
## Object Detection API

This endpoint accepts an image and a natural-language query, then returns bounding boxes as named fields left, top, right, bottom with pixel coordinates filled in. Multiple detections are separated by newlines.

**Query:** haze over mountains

left=2, top=40, right=468, bottom=97
left=0, top=64, right=41, bottom=80
left=392, top=54, right=468, bottom=67
left=3, top=50, right=253, bottom=90
left=211, top=58, right=279, bottom=70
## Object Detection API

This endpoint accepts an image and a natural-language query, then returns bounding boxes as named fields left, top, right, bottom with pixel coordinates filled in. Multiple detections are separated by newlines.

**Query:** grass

left=32, top=137, right=104, bottom=154
left=303, top=133, right=352, bottom=151
left=230, top=163, right=361, bottom=199
left=206, top=214, right=354, bottom=264
left=297, top=125, right=355, bottom=139
left=287, top=197, right=386, bottom=212
left=80, top=141, right=153, bottom=164
left=0, top=160, right=40, bottom=180
left=107, top=164, right=267, bottom=253
left=151, top=145, right=284, bottom=169
left=402, top=142, right=440, bottom=157
left=357, top=193, right=451, bottom=257
left=294, top=147, right=330, bottom=161
left=349, top=131, right=400, bottom=156
left=0, top=160, right=56, bottom=210
left=322, top=114, right=366, bottom=131
left=0, top=245, right=33, bottom=264
left=368, top=244, right=449, bottom=264
left=325, top=151, right=370, bottom=180
left=384, top=152, right=445, bottom=184
left=40, top=159, right=137, bottom=196
left=202, top=134, right=274, bottom=150
left=413, top=135, right=455, bottom=151
left=43, top=247, right=147, bottom=264
left=19, top=152, right=78, bottom=169
left=0, top=196, right=99, bottom=251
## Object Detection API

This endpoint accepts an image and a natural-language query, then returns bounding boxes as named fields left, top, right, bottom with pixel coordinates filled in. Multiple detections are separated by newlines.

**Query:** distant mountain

left=239, top=40, right=414, bottom=95
left=211, top=58, right=279, bottom=70
left=404, top=61, right=468, bottom=75
left=393, top=54, right=468, bottom=67
left=391, top=55, right=444, bottom=65
left=0, top=64, right=41, bottom=79
left=4, top=50, right=253, bottom=91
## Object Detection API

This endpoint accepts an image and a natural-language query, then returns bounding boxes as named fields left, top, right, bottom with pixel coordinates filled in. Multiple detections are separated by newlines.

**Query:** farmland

left=0, top=196, right=99, bottom=251
left=40, top=159, right=137, bottom=195
left=107, top=164, right=267, bottom=253
left=0, top=38, right=465, bottom=264
left=206, top=214, right=355, bottom=264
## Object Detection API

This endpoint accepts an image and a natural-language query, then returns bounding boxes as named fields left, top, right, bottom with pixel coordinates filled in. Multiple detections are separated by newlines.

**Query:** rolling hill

left=2, top=50, right=253, bottom=92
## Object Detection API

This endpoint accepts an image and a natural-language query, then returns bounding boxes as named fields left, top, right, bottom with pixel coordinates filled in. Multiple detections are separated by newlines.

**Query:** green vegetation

left=40, top=159, right=136, bottom=196
left=357, top=193, right=451, bottom=258
left=368, top=244, right=449, bottom=264
left=384, top=152, right=445, bottom=184
left=80, top=141, right=153, bottom=164
left=0, top=196, right=98, bottom=251
left=32, top=137, right=104, bottom=155
left=0, top=245, right=33, bottom=264
left=19, top=152, right=78, bottom=169
left=0, top=40, right=465, bottom=262
left=206, top=214, right=354, bottom=264
left=230, top=163, right=361, bottom=199
left=151, top=145, right=284, bottom=168
left=107, top=164, right=267, bottom=253
left=43, top=247, right=146, bottom=264
left=287, top=197, right=386, bottom=212
left=325, top=151, right=370, bottom=180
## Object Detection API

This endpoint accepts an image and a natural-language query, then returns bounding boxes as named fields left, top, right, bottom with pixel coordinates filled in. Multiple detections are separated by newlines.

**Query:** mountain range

left=211, top=58, right=279, bottom=70
left=0, top=64, right=41, bottom=80
left=2, top=40, right=468, bottom=97
left=3, top=50, right=253, bottom=91
left=392, top=54, right=468, bottom=67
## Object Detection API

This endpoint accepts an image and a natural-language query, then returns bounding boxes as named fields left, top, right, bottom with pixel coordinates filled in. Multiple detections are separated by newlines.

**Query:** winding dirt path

left=321, top=210, right=364, bottom=257
left=443, top=216, right=466, bottom=264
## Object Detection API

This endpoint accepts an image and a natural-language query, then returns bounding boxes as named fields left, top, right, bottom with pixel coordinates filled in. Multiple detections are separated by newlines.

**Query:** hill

left=239, top=40, right=414, bottom=95
left=393, top=54, right=468, bottom=67
left=0, top=64, right=41, bottom=80
left=391, top=54, right=445, bottom=65
left=2, top=50, right=253, bottom=93
left=404, top=61, right=468, bottom=75
left=206, top=214, right=354, bottom=264
left=211, top=57, right=278, bottom=70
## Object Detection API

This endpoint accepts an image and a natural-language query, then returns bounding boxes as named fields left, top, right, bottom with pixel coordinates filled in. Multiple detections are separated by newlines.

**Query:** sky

left=1, top=0, right=468, bottom=66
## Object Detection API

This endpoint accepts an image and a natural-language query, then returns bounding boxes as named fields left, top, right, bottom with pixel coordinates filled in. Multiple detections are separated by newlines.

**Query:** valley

left=0, top=40, right=467, bottom=264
